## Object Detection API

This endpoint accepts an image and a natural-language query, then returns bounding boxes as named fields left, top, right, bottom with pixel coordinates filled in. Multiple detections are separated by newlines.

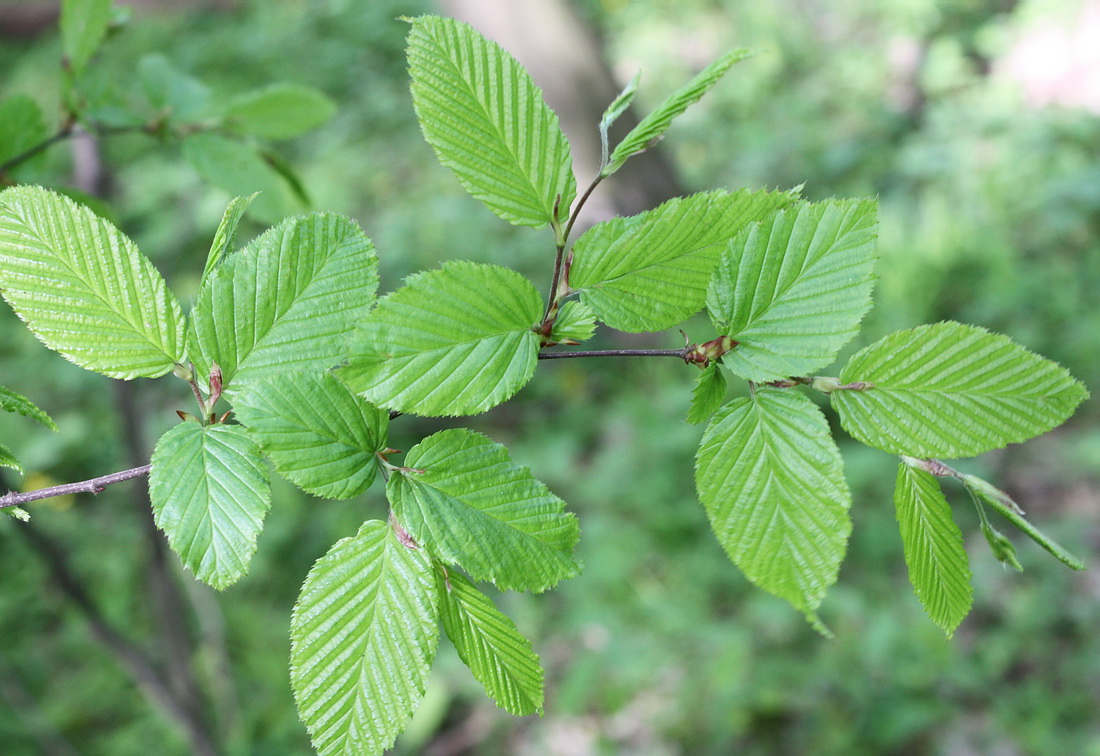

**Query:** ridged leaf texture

left=388, top=429, right=579, bottom=592
left=894, top=463, right=973, bottom=636
left=189, top=212, right=379, bottom=392
left=0, top=186, right=185, bottom=379
left=598, top=71, right=640, bottom=168
left=695, top=389, right=852, bottom=619
left=569, top=188, right=797, bottom=332
left=686, top=363, right=727, bottom=425
left=707, top=200, right=877, bottom=381
left=605, top=49, right=752, bottom=175
left=549, top=300, right=596, bottom=344
left=149, top=423, right=271, bottom=590
left=202, top=194, right=256, bottom=287
left=291, top=520, right=438, bottom=756
left=339, top=261, right=541, bottom=417
left=406, top=15, right=575, bottom=228
left=0, top=385, right=57, bottom=431
left=833, top=322, right=1088, bottom=458
left=437, top=568, right=544, bottom=716
left=0, top=443, right=21, bottom=473
left=233, top=372, right=389, bottom=500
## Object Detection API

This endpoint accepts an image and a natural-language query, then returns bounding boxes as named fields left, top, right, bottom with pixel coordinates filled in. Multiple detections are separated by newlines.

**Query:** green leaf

left=202, top=194, right=256, bottom=287
left=569, top=188, right=797, bottom=332
left=291, top=520, right=438, bottom=756
left=388, top=429, right=579, bottom=592
left=339, top=261, right=541, bottom=417
left=189, top=212, right=379, bottom=392
left=832, top=322, right=1089, bottom=458
left=3, top=505, right=30, bottom=522
left=599, top=71, right=640, bottom=169
left=893, top=463, right=973, bottom=635
left=0, top=386, right=57, bottom=431
left=686, top=363, right=727, bottom=425
left=61, top=0, right=112, bottom=75
left=0, top=186, right=185, bottom=379
left=974, top=497, right=1023, bottom=572
left=605, top=48, right=752, bottom=176
left=138, top=55, right=211, bottom=123
left=0, top=443, right=22, bottom=473
left=549, top=300, right=596, bottom=344
left=148, top=422, right=271, bottom=590
left=225, top=84, right=337, bottom=141
left=437, top=568, right=544, bottom=716
left=406, top=15, right=576, bottom=228
left=695, top=389, right=851, bottom=619
left=962, top=473, right=1084, bottom=570
left=233, top=372, right=389, bottom=500
left=0, top=95, right=48, bottom=178
left=707, top=200, right=878, bottom=381
left=183, top=133, right=288, bottom=224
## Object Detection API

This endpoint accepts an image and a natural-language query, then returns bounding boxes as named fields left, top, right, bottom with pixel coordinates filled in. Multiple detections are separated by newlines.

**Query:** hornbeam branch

left=0, top=465, right=151, bottom=510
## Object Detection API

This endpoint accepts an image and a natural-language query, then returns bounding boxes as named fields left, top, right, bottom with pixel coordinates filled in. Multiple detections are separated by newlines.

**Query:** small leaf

left=549, top=300, right=596, bottom=344
left=406, top=15, right=576, bottom=228
left=605, top=49, right=752, bottom=176
left=233, top=372, right=389, bottom=500
left=138, top=55, right=211, bottom=123
left=291, top=520, right=438, bottom=756
left=183, top=133, right=289, bottom=224
left=61, top=0, right=112, bottom=75
left=569, top=188, right=798, bottom=332
left=225, top=84, right=337, bottom=140
left=694, top=389, right=851, bottom=619
left=0, top=95, right=48, bottom=178
left=0, top=442, right=22, bottom=473
left=962, top=473, right=1084, bottom=570
left=201, top=194, right=256, bottom=287
left=893, top=463, right=973, bottom=635
left=437, top=568, right=544, bottom=716
left=339, top=261, right=541, bottom=417
left=686, top=363, right=727, bottom=425
left=388, top=429, right=579, bottom=592
left=149, top=423, right=271, bottom=590
left=707, top=199, right=878, bottom=381
left=189, top=212, right=379, bottom=392
left=0, top=386, right=57, bottom=431
left=833, top=322, right=1089, bottom=458
left=0, top=186, right=185, bottom=379
left=3, top=505, right=30, bottom=521
left=599, top=71, right=640, bottom=168
left=975, top=501, right=1023, bottom=573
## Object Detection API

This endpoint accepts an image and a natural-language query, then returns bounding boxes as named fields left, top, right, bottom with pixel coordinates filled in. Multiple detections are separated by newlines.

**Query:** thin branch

left=0, top=465, right=150, bottom=510
left=564, top=173, right=606, bottom=243
left=538, top=348, right=688, bottom=360
left=0, top=128, right=73, bottom=175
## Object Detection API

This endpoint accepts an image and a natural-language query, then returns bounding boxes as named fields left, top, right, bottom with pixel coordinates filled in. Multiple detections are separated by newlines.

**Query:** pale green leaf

left=388, top=429, right=579, bottom=592
left=225, top=84, right=337, bottom=140
left=61, top=0, right=112, bottom=74
left=139, top=55, right=211, bottom=123
left=686, top=363, right=727, bottom=425
left=569, top=188, right=797, bottom=332
left=599, top=71, right=640, bottom=169
left=291, top=520, right=438, bottom=756
left=0, top=95, right=48, bottom=178
left=201, top=194, right=256, bottom=287
left=3, top=505, right=30, bottom=521
left=183, top=133, right=288, bottom=224
left=233, top=372, right=389, bottom=500
left=707, top=200, right=877, bottom=381
left=148, top=422, right=271, bottom=590
left=695, top=389, right=851, bottom=618
left=605, top=49, right=752, bottom=175
left=894, top=463, right=973, bottom=635
left=0, top=186, right=185, bottom=379
left=833, top=322, right=1089, bottom=458
left=973, top=497, right=1023, bottom=572
left=437, top=568, right=544, bottom=716
left=406, top=15, right=576, bottom=228
left=189, top=212, right=379, bottom=392
left=0, top=386, right=57, bottom=431
left=0, top=443, right=21, bottom=473
left=339, top=261, right=541, bottom=417
left=549, top=300, right=596, bottom=344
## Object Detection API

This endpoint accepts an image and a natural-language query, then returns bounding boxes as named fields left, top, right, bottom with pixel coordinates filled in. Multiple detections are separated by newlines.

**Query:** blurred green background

left=1, top=0, right=1099, bottom=754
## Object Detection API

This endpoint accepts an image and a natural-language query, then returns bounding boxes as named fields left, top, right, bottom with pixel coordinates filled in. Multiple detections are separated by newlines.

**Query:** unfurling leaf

left=686, top=363, right=727, bottom=425
left=549, top=300, right=597, bottom=344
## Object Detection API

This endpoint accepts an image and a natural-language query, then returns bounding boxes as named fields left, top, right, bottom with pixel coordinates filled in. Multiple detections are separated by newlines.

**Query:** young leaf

left=3, top=504, right=30, bottom=521
left=0, top=186, right=186, bottom=379
left=61, top=0, right=112, bottom=75
left=233, top=372, right=389, bottom=500
left=0, top=386, right=57, bottom=432
left=549, top=300, right=596, bottom=344
left=0, top=442, right=22, bottom=473
left=894, top=463, right=973, bottom=636
left=695, top=389, right=851, bottom=620
left=707, top=200, right=878, bottom=381
left=832, top=322, right=1088, bottom=458
left=388, top=429, right=579, bottom=592
left=148, top=422, right=271, bottom=590
left=962, top=473, right=1084, bottom=570
left=599, top=71, right=641, bottom=169
left=686, top=363, right=727, bottom=425
left=339, top=261, right=541, bottom=417
left=189, top=212, right=379, bottom=392
left=183, top=133, right=288, bottom=223
left=201, top=194, right=256, bottom=287
left=224, top=84, right=337, bottom=140
left=291, top=520, right=438, bottom=756
left=0, top=95, right=48, bottom=178
left=605, top=49, right=752, bottom=176
left=406, top=15, right=576, bottom=228
left=973, top=497, right=1023, bottom=572
left=569, top=188, right=798, bottom=332
left=437, top=568, right=544, bottom=716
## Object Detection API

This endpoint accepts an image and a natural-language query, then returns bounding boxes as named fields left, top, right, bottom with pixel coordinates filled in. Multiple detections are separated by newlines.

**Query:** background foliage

left=1, top=0, right=1098, bottom=754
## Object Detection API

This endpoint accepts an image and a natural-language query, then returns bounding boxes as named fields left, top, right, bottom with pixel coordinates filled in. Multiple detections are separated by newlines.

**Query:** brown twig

left=0, top=465, right=151, bottom=510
